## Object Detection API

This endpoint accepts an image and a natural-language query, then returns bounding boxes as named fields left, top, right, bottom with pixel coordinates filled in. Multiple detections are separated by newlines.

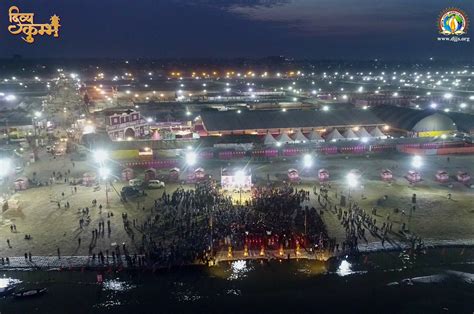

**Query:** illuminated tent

left=293, top=129, right=308, bottom=143
left=356, top=127, right=372, bottom=139
left=307, top=130, right=324, bottom=143
left=343, top=129, right=359, bottom=140
left=370, top=126, right=386, bottom=139
left=276, top=132, right=294, bottom=144
left=325, top=129, right=344, bottom=142
left=263, top=133, right=277, bottom=145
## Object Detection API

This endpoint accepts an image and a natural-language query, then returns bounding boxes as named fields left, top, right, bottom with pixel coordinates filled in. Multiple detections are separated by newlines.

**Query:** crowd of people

left=315, top=184, right=425, bottom=254
left=134, top=181, right=332, bottom=268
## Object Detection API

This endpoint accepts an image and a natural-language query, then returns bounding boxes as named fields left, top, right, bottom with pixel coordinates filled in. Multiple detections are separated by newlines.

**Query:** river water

left=1, top=247, right=474, bottom=313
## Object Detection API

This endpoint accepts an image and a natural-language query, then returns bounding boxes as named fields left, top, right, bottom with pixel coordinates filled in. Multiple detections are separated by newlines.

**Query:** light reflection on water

left=228, top=260, right=252, bottom=280
left=336, top=260, right=352, bottom=276
left=0, top=275, right=22, bottom=289
left=172, top=282, right=203, bottom=302
left=0, top=248, right=473, bottom=313
left=96, top=278, right=136, bottom=309
left=102, top=278, right=136, bottom=292
left=209, top=259, right=328, bottom=280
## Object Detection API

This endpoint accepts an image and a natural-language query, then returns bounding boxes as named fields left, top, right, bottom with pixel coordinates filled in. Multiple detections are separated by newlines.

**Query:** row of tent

left=264, top=127, right=386, bottom=145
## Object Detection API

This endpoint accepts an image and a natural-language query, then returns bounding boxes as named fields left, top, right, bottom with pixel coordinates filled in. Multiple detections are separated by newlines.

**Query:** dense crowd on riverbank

left=131, top=181, right=332, bottom=267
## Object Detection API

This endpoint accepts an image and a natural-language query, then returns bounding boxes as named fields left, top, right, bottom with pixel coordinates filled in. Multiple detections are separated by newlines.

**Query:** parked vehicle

left=129, top=179, right=143, bottom=187
left=121, top=186, right=141, bottom=199
left=147, top=180, right=165, bottom=189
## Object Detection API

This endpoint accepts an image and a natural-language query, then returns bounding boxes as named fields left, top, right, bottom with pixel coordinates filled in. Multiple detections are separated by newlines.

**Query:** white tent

left=325, top=129, right=345, bottom=142
left=276, top=132, right=294, bottom=144
left=343, top=129, right=359, bottom=140
left=307, top=130, right=325, bottom=143
left=370, top=126, right=386, bottom=139
left=263, top=133, right=277, bottom=145
left=293, top=129, right=308, bottom=143
left=356, top=127, right=372, bottom=139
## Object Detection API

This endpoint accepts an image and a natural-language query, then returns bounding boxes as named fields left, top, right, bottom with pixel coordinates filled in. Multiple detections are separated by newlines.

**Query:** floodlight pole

left=105, top=178, right=109, bottom=207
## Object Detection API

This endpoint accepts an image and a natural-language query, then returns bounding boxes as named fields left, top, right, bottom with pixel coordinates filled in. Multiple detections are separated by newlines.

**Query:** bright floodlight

left=346, top=172, right=358, bottom=188
left=322, top=105, right=329, bottom=111
left=412, top=155, right=422, bottom=168
left=361, top=137, right=368, bottom=143
left=185, top=151, right=197, bottom=166
left=34, top=111, right=42, bottom=118
left=441, top=134, right=447, bottom=139
left=430, top=103, right=438, bottom=109
left=83, top=125, right=95, bottom=134
left=443, top=93, right=453, bottom=99
left=0, top=158, right=12, bottom=177
left=94, top=150, right=108, bottom=163
left=460, top=103, right=467, bottom=108
left=235, top=170, right=245, bottom=186
left=99, top=167, right=110, bottom=179
left=303, top=154, right=313, bottom=168
left=5, top=94, right=16, bottom=101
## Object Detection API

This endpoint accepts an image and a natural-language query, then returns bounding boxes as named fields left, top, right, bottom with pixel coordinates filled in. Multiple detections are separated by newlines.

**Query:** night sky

left=0, top=0, right=472, bottom=59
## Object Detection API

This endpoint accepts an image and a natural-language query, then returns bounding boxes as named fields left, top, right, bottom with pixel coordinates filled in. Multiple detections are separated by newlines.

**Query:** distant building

left=106, top=109, right=150, bottom=140
left=371, top=105, right=474, bottom=136
left=198, top=108, right=385, bottom=136
left=0, top=111, right=34, bottom=140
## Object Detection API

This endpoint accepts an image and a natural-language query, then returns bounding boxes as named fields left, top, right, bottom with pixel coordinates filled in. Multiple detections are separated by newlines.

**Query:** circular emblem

left=439, top=8, right=468, bottom=35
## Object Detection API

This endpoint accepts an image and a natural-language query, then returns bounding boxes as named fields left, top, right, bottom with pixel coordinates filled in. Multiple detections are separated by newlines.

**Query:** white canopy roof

left=307, top=130, right=324, bottom=142
left=343, top=129, right=359, bottom=140
left=276, top=132, right=294, bottom=143
left=325, top=129, right=345, bottom=142
left=356, top=127, right=372, bottom=138
left=370, top=126, right=386, bottom=138
left=263, top=133, right=277, bottom=145
left=293, top=129, right=308, bottom=143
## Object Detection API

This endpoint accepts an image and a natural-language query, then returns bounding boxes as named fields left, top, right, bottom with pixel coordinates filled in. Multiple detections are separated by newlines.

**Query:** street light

left=303, top=154, right=313, bottom=168
left=99, top=167, right=110, bottom=206
left=99, top=167, right=110, bottom=179
left=235, top=170, right=245, bottom=204
left=412, top=155, right=422, bottom=169
left=346, top=172, right=359, bottom=198
left=185, top=151, right=197, bottom=166
left=93, top=149, right=108, bottom=163
left=346, top=172, right=358, bottom=188
left=443, top=93, right=453, bottom=100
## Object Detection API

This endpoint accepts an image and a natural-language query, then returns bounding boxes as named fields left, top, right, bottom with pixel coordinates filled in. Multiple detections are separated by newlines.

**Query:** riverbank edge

left=1, top=239, right=473, bottom=272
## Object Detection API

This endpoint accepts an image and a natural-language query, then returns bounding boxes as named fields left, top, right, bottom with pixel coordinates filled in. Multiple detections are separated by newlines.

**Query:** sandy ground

left=0, top=149, right=473, bottom=259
